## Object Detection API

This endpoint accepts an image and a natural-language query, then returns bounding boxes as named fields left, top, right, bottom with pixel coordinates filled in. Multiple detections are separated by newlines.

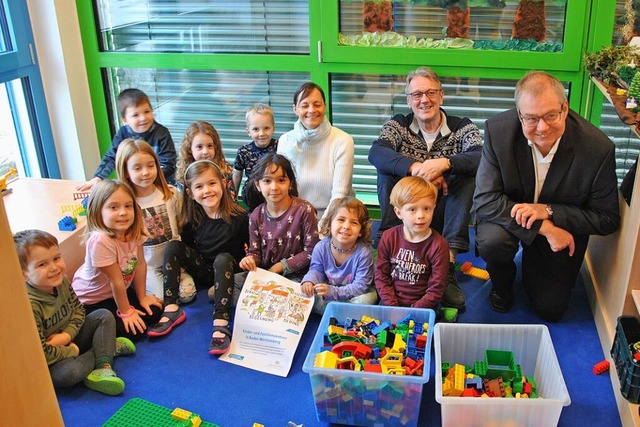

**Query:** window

left=104, top=68, right=309, bottom=161
left=95, top=0, right=309, bottom=54
left=0, top=0, right=58, bottom=178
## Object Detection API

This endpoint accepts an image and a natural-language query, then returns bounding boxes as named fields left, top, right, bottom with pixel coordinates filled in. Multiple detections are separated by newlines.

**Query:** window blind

left=95, top=0, right=309, bottom=54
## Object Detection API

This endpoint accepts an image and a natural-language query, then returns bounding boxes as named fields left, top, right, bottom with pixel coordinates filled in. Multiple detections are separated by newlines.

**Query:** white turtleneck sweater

left=277, top=118, right=354, bottom=221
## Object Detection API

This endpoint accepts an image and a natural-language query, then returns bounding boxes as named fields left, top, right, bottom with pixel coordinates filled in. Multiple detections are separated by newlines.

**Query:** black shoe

left=442, top=263, right=466, bottom=311
left=489, top=290, right=514, bottom=313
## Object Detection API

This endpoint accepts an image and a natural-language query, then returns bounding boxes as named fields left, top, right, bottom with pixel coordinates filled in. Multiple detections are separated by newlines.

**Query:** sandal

left=147, top=307, right=186, bottom=337
left=208, top=325, right=232, bottom=355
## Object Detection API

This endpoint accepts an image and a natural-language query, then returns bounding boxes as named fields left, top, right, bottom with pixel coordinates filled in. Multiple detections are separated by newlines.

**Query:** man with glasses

left=473, top=71, right=620, bottom=321
left=369, top=67, right=483, bottom=312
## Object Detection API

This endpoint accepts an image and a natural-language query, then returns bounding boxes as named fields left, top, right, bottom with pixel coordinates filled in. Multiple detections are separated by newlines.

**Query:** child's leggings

left=49, top=309, right=115, bottom=387
left=163, top=240, right=236, bottom=322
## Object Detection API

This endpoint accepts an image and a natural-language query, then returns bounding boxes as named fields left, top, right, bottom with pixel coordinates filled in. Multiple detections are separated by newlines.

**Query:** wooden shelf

left=591, top=77, right=640, bottom=139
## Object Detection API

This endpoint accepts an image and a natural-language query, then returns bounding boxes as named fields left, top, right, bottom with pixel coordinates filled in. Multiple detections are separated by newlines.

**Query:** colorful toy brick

left=103, top=398, right=218, bottom=427
left=593, top=360, right=610, bottom=375
left=58, top=215, right=76, bottom=231
left=459, top=261, right=490, bottom=281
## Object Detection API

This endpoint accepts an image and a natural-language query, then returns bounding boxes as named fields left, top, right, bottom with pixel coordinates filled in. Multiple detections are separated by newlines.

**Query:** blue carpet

left=57, top=230, right=621, bottom=427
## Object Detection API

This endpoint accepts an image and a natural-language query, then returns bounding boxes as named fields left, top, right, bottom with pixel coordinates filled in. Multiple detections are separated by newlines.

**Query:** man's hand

left=409, top=158, right=450, bottom=182
left=539, top=220, right=575, bottom=256
left=431, top=176, right=448, bottom=196
left=511, top=203, right=551, bottom=229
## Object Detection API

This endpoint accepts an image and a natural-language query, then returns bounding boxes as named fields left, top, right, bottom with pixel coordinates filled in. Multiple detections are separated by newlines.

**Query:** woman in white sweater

left=277, top=82, right=355, bottom=222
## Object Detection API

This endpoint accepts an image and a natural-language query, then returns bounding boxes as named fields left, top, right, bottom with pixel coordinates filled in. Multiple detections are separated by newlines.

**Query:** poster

left=219, top=268, right=313, bottom=377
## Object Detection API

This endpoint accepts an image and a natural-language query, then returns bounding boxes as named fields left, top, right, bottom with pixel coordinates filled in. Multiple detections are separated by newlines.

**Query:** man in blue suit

left=473, top=71, right=620, bottom=321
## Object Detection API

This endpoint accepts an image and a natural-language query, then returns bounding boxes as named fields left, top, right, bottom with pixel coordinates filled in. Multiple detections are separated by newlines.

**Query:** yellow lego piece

left=442, top=377, right=453, bottom=396
left=450, top=364, right=465, bottom=397
left=252, top=424, right=265, bottom=427
left=392, top=333, right=406, bottom=353
left=171, top=408, right=191, bottom=421
left=327, top=325, right=345, bottom=335
left=380, top=352, right=403, bottom=374
left=314, top=350, right=338, bottom=368
left=190, top=415, right=202, bottom=427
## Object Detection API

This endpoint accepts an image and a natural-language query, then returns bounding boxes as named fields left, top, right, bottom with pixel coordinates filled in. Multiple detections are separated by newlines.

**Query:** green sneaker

left=83, top=368, right=125, bottom=395
left=115, top=337, right=136, bottom=357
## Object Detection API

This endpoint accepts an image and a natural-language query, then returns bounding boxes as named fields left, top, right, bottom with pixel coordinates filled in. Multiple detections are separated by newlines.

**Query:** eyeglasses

left=407, top=89, right=442, bottom=101
left=518, top=106, right=564, bottom=127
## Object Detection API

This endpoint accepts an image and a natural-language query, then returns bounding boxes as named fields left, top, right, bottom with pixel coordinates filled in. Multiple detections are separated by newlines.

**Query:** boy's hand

left=76, top=177, right=102, bottom=191
left=45, top=332, right=72, bottom=347
left=239, top=256, right=257, bottom=271
left=301, top=281, right=315, bottom=297
left=68, top=342, right=80, bottom=357
left=138, top=294, right=163, bottom=315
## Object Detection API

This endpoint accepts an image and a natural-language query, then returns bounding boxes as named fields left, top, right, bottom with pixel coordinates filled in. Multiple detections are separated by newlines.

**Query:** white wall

left=25, top=0, right=100, bottom=180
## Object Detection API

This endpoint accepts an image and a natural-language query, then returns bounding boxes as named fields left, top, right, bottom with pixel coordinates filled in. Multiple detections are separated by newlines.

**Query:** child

left=72, top=180, right=164, bottom=341
left=232, top=103, right=278, bottom=210
left=176, top=121, right=236, bottom=200
left=15, top=229, right=136, bottom=395
left=77, top=88, right=177, bottom=191
left=115, top=138, right=196, bottom=303
left=234, top=153, right=319, bottom=305
left=149, top=160, right=248, bottom=356
left=300, top=197, right=378, bottom=314
left=375, top=176, right=449, bottom=309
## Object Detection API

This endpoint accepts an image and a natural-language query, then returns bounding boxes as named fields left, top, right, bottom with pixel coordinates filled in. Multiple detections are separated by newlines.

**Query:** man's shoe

left=489, top=290, right=514, bottom=313
left=442, top=263, right=466, bottom=311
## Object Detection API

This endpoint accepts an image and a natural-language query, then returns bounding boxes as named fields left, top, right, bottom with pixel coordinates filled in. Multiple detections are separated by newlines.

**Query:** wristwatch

left=545, top=204, right=554, bottom=218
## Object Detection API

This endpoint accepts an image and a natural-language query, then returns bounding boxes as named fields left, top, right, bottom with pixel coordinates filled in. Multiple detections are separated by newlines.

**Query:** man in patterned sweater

left=368, top=67, right=483, bottom=311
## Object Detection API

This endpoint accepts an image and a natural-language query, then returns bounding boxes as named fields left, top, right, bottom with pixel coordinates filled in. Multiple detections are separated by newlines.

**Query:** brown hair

left=13, top=229, right=59, bottom=270
left=319, top=196, right=372, bottom=245
left=293, top=82, right=326, bottom=106
left=117, top=88, right=151, bottom=118
left=182, top=160, right=245, bottom=227
left=176, top=121, right=227, bottom=186
left=86, top=179, right=145, bottom=242
left=115, top=138, right=173, bottom=201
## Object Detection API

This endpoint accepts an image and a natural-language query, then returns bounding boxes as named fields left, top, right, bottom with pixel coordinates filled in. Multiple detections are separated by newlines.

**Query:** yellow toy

left=0, top=167, right=17, bottom=193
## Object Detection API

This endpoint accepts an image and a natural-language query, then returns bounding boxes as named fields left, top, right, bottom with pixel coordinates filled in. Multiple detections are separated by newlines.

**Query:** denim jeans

left=49, top=309, right=115, bottom=388
left=376, top=172, right=474, bottom=253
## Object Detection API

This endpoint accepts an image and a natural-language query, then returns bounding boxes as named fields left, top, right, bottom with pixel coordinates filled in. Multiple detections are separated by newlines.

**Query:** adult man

left=368, top=67, right=483, bottom=311
left=473, top=71, right=620, bottom=321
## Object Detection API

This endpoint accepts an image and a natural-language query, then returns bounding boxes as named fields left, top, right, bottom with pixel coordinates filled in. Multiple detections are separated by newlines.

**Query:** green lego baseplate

left=103, top=397, right=220, bottom=427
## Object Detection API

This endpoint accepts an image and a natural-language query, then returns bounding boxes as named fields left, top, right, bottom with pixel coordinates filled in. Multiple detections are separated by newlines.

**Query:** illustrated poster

left=219, top=268, right=313, bottom=377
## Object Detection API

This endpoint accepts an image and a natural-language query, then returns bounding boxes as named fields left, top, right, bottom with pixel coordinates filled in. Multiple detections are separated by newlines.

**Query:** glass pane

left=0, top=79, right=41, bottom=179
left=0, top=0, right=9, bottom=53
left=95, top=0, right=309, bottom=54
left=612, top=0, right=640, bottom=45
left=339, top=1, right=567, bottom=52
left=331, top=73, right=567, bottom=195
left=104, top=67, right=308, bottom=163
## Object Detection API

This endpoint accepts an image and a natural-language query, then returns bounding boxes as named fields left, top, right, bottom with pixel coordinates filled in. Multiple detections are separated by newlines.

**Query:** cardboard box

left=435, top=323, right=570, bottom=427
left=302, top=302, right=435, bottom=426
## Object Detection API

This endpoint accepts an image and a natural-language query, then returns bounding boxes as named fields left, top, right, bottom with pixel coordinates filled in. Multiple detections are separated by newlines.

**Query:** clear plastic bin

left=302, top=302, right=435, bottom=427
left=435, top=323, right=571, bottom=427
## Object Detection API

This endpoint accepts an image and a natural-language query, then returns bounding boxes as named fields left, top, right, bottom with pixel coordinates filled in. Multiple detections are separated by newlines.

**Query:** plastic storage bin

left=610, top=316, right=640, bottom=403
left=302, top=302, right=435, bottom=427
left=435, top=323, right=570, bottom=427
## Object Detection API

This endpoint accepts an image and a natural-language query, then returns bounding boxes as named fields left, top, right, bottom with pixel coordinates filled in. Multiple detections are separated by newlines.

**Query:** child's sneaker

left=83, top=368, right=125, bottom=395
left=115, top=337, right=136, bottom=357
left=178, top=273, right=197, bottom=304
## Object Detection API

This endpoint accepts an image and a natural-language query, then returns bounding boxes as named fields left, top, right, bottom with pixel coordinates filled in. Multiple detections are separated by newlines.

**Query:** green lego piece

left=103, top=398, right=219, bottom=427
left=441, top=361, right=450, bottom=378
left=442, top=307, right=458, bottom=323
left=474, top=360, right=487, bottom=377
left=485, top=349, right=517, bottom=380
left=513, top=381, right=523, bottom=394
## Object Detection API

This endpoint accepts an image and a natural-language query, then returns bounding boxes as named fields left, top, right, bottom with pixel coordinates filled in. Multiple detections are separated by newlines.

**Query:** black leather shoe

left=489, top=290, right=514, bottom=313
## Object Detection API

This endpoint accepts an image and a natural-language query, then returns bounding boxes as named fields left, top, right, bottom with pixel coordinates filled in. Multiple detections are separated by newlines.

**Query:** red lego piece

left=461, top=388, right=480, bottom=397
left=593, top=360, right=610, bottom=375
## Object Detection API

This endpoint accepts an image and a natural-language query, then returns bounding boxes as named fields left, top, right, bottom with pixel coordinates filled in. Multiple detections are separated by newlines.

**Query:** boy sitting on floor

left=14, top=229, right=136, bottom=395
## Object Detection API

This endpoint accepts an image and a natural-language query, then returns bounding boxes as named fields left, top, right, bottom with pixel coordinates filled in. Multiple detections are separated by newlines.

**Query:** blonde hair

left=246, top=103, right=275, bottom=126
left=85, top=179, right=145, bottom=242
left=319, top=196, right=372, bottom=245
left=176, top=121, right=227, bottom=185
left=182, top=160, right=245, bottom=227
left=115, top=138, right=173, bottom=201
left=390, top=176, right=438, bottom=209
left=405, top=66, right=442, bottom=94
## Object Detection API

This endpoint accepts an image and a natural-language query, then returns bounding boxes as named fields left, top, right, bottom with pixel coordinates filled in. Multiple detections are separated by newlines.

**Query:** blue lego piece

left=58, top=216, right=76, bottom=231
left=397, top=314, right=414, bottom=325
left=81, top=196, right=89, bottom=210
left=370, top=320, right=391, bottom=336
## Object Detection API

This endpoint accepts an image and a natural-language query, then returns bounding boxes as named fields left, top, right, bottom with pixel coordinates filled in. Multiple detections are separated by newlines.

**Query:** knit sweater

left=27, top=277, right=85, bottom=365
left=277, top=118, right=354, bottom=221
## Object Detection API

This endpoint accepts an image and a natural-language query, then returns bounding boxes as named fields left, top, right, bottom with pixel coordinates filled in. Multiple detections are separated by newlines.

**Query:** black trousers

left=475, top=222, right=588, bottom=322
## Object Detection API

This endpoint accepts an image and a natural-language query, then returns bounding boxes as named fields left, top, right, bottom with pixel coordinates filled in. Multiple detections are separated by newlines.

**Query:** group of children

left=18, top=87, right=452, bottom=396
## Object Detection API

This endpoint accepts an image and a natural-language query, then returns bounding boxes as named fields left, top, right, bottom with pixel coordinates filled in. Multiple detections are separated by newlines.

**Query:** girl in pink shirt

left=72, top=180, right=163, bottom=341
